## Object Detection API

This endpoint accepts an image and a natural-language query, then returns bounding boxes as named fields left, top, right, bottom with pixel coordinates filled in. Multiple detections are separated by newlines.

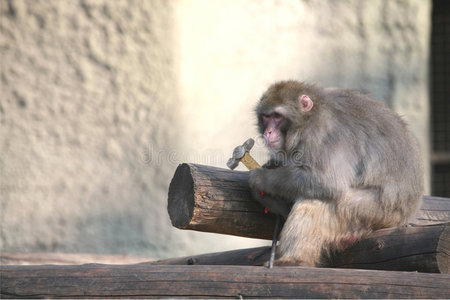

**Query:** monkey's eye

left=262, top=114, right=271, bottom=123
left=273, top=112, right=282, bottom=121
left=262, top=113, right=283, bottom=125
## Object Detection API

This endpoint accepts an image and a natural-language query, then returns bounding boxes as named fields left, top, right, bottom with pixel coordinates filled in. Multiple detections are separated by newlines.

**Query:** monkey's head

left=256, top=81, right=315, bottom=152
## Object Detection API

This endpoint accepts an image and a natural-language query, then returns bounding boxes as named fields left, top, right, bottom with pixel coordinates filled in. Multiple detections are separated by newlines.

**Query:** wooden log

left=168, top=163, right=450, bottom=239
left=326, top=223, right=449, bottom=273
left=155, top=246, right=271, bottom=266
left=154, top=223, right=449, bottom=273
left=414, top=195, right=450, bottom=225
left=1, top=264, right=449, bottom=299
left=168, top=163, right=279, bottom=239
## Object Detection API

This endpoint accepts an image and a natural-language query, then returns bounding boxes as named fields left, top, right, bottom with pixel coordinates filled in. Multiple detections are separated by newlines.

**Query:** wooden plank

left=1, top=264, right=449, bottom=299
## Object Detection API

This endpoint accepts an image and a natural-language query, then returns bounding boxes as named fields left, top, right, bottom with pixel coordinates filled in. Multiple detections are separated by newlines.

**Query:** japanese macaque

left=248, top=80, right=424, bottom=267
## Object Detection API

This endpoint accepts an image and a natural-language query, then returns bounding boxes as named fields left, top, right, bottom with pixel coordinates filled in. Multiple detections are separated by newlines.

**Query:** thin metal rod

left=268, top=215, right=280, bottom=268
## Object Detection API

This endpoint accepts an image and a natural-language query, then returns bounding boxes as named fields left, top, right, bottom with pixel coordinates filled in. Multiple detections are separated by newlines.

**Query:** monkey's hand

left=262, top=158, right=283, bottom=169
left=248, top=168, right=266, bottom=191
left=248, top=168, right=291, bottom=218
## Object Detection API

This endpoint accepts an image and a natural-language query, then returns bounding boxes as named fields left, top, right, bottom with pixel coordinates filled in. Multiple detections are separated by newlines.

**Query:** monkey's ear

left=298, top=95, right=313, bottom=112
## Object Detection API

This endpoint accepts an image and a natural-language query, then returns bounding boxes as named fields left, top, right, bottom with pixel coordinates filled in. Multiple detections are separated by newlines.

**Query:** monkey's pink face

left=262, top=112, right=285, bottom=150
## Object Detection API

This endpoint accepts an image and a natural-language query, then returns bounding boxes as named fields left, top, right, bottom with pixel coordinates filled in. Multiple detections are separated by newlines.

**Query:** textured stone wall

left=0, top=0, right=430, bottom=259
left=0, top=0, right=190, bottom=257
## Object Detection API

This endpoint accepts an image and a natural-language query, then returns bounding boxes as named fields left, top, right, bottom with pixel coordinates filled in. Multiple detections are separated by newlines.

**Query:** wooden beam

left=154, top=223, right=449, bottom=273
left=1, top=264, right=449, bottom=299
left=168, top=163, right=450, bottom=239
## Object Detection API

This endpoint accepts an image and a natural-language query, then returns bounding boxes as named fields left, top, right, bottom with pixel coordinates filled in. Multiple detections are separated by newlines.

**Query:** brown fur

left=249, top=80, right=424, bottom=266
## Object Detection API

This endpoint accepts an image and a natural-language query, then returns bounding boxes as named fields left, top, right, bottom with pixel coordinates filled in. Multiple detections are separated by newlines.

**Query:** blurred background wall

left=0, top=0, right=433, bottom=259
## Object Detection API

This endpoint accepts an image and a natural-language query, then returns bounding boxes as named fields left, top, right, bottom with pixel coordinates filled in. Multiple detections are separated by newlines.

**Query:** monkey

left=248, top=80, right=424, bottom=267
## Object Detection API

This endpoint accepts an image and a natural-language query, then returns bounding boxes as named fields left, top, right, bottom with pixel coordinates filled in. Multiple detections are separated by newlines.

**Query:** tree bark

left=168, top=163, right=450, bottom=239
left=2, top=264, right=449, bottom=299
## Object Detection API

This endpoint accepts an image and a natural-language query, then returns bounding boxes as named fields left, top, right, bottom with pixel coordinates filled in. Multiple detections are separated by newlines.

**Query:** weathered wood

left=168, top=163, right=279, bottom=239
left=327, top=223, right=449, bottom=273
left=155, top=246, right=271, bottom=266
left=154, top=223, right=449, bottom=273
left=1, top=264, right=449, bottom=299
left=168, top=163, right=450, bottom=239
left=414, top=195, right=450, bottom=225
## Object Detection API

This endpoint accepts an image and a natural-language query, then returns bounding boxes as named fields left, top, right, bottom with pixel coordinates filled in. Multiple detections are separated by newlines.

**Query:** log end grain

left=168, top=163, right=195, bottom=228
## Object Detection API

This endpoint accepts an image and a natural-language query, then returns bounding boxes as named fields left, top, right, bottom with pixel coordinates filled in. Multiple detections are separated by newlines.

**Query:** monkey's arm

left=248, top=165, right=337, bottom=205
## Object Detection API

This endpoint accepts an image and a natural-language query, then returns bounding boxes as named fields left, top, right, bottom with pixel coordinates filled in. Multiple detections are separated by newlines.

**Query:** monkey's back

left=315, top=86, right=424, bottom=225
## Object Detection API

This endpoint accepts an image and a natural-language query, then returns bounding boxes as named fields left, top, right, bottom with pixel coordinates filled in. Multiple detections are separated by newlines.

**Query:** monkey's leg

left=276, top=200, right=344, bottom=267
left=338, top=188, right=389, bottom=231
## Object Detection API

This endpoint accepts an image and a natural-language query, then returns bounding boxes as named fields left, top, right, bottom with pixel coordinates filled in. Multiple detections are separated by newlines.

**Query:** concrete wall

left=0, top=0, right=431, bottom=259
